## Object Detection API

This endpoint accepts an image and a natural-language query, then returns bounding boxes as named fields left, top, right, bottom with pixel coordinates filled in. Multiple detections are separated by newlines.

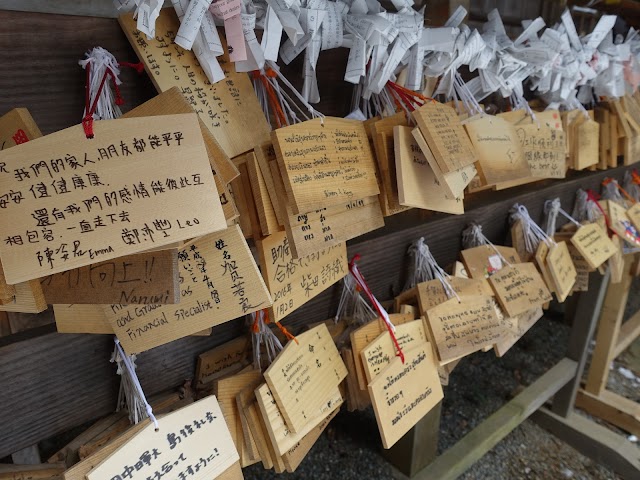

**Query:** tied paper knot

left=510, top=204, right=555, bottom=253
left=602, top=177, right=636, bottom=205
left=349, top=254, right=404, bottom=364
left=586, top=190, right=612, bottom=233
left=461, top=223, right=511, bottom=267
left=404, top=237, right=435, bottom=290
left=112, top=337, right=159, bottom=431
left=544, top=198, right=582, bottom=235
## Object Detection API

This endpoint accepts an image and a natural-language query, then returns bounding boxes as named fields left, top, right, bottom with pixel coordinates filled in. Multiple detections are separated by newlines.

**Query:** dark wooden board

left=0, top=163, right=633, bottom=458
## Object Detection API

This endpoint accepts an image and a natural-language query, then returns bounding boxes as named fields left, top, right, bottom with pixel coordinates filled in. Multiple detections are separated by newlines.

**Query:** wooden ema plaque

left=368, top=342, right=443, bottom=449
left=0, top=113, right=225, bottom=284
left=425, top=295, right=503, bottom=363
left=460, top=245, right=521, bottom=279
left=546, top=241, right=577, bottom=302
left=268, top=159, right=383, bottom=259
left=394, top=126, right=464, bottom=214
left=119, top=9, right=270, bottom=159
left=360, top=319, right=428, bottom=383
left=602, top=200, right=640, bottom=247
left=494, top=307, right=543, bottom=357
left=514, top=123, right=566, bottom=179
left=121, top=87, right=240, bottom=224
left=257, top=230, right=347, bottom=321
left=488, top=263, right=552, bottom=318
left=415, top=277, right=493, bottom=315
left=254, top=382, right=342, bottom=457
left=370, top=112, right=412, bottom=215
left=0, top=109, right=49, bottom=313
left=271, top=117, right=380, bottom=215
left=464, top=115, right=532, bottom=186
left=195, top=336, right=251, bottom=387
left=54, top=304, right=113, bottom=334
left=41, top=249, right=179, bottom=305
left=87, top=396, right=238, bottom=480
left=411, top=127, right=475, bottom=199
left=570, top=222, right=617, bottom=269
left=105, top=225, right=272, bottom=354
left=350, top=313, right=415, bottom=390
left=412, top=102, right=477, bottom=174
left=263, top=324, right=347, bottom=433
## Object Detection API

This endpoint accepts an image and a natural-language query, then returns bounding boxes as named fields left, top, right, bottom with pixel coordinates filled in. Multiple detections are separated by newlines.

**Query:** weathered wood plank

left=576, top=389, right=640, bottom=436
left=411, top=358, right=577, bottom=480
left=0, top=164, right=635, bottom=457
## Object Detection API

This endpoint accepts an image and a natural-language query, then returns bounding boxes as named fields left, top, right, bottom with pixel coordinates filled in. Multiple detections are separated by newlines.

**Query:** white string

left=250, top=311, right=283, bottom=370
left=334, top=274, right=377, bottom=325
left=510, top=204, right=555, bottom=253
left=78, top=47, right=123, bottom=121
left=510, top=91, right=540, bottom=128
left=113, top=338, right=158, bottom=430
left=461, top=223, right=511, bottom=267
left=415, top=240, right=461, bottom=302
left=349, top=264, right=397, bottom=333
left=404, top=237, right=435, bottom=290
left=546, top=198, right=583, bottom=231
left=269, top=62, right=325, bottom=123
left=454, top=73, right=483, bottom=116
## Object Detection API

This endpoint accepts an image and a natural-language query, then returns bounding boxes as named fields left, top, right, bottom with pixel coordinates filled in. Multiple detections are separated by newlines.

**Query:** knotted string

left=461, top=223, right=511, bottom=268
left=112, top=338, right=158, bottom=431
left=586, top=190, right=612, bottom=233
left=404, top=237, right=436, bottom=291
left=349, top=255, right=404, bottom=364
left=544, top=198, right=582, bottom=235
left=510, top=204, right=555, bottom=253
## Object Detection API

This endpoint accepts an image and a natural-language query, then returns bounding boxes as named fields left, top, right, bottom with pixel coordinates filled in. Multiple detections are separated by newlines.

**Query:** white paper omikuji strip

left=112, top=0, right=640, bottom=108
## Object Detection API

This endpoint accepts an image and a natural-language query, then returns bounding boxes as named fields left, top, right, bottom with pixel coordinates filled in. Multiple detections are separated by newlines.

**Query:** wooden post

left=383, top=401, right=442, bottom=477
left=551, top=269, right=610, bottom=417
left=584, top=259, right=634, bottom=395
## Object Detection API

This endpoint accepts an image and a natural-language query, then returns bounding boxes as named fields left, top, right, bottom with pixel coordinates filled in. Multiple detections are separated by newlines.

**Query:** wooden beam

left=614, top=308, right=640, bottom=358
left=585, top=258, right=634, bottom=395
left=411, top=358, right=577, bottom=480
left=532, top=408, right=640, bottom=479
left=576, top=389, right=640, bottom=436
left=383, top=402, right=442, bottom=477
left=551, top=270, right=610, bottom=417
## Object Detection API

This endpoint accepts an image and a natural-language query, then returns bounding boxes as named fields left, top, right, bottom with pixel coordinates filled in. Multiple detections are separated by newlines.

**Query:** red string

left=82, top=66, right=121, bottom=139
left=119, top=61, right=145, bottom=74
left=348, top=254, right=405, bottom=364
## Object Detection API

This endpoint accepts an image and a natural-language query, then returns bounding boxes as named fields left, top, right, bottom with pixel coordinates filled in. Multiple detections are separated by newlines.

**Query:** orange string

left=261, top=309, right=298, bottom=344
left=602, top=178, right=637, bottom=204
left=632, top=170, right=640, bottom=185
left=253, top=69, right=287, bottom=128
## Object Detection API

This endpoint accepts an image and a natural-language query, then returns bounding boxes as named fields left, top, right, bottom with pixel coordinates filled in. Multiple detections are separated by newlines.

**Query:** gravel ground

left=244, top=314, right=630, bottom=480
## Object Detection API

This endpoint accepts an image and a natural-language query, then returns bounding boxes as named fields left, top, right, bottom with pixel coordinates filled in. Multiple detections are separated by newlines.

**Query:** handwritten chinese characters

left=0, top=114, right=225, bottom=284
left=271, top=117, right=380, bottom=215
left=515, top=124, right=566, bottom=179
left=257, top=230, right=347, bottom=321
left=87, top=396, right=238, bottom=480
left=119, top=9, right=270, bottom=159
left=41, top=249, right=179, bottom=304
left=264, top=324, right=347, bottom=433
left=104, top=225, right=271, bottom=354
